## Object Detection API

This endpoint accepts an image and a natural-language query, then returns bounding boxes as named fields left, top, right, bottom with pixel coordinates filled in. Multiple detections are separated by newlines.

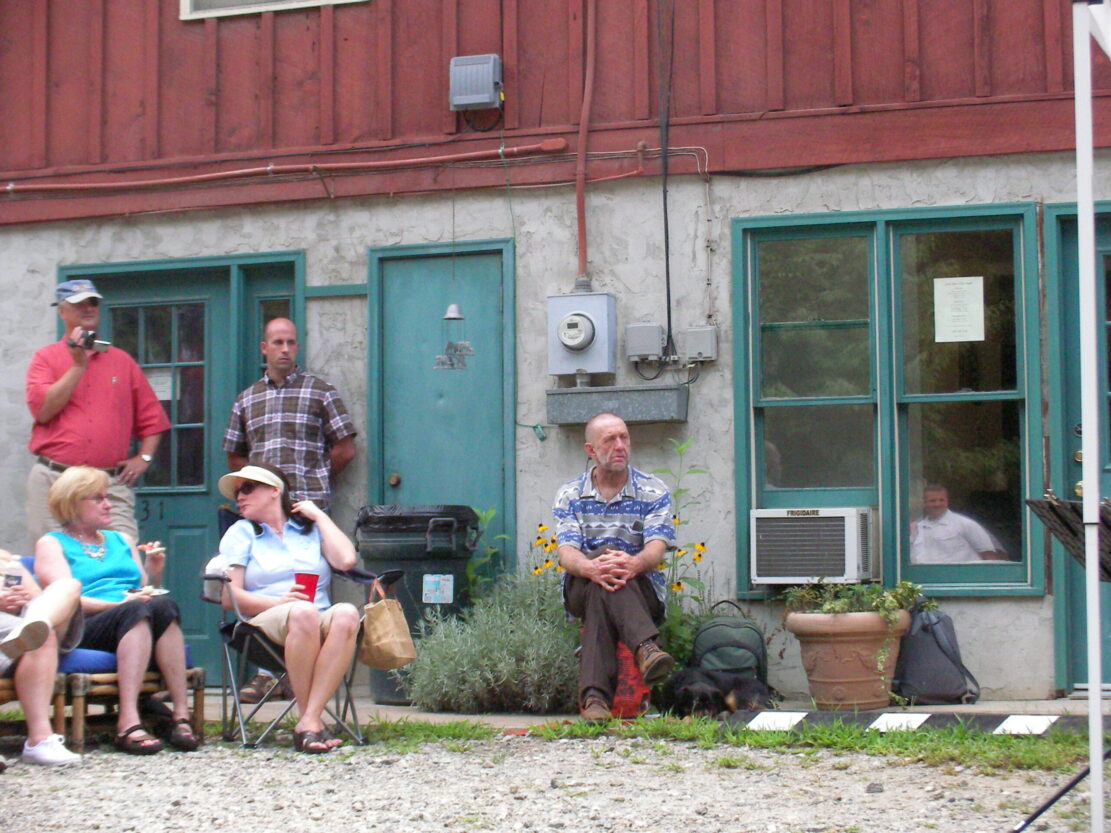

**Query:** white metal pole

left=1072, top=4, right=1105, bottom=830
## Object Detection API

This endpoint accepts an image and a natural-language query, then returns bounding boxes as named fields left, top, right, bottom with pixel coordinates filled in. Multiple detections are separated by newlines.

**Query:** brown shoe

left=238, top=673, right=278, bottom=704
left=580, top=695, right=612, bottom=723
left=634, top=640, right=675, bottom=686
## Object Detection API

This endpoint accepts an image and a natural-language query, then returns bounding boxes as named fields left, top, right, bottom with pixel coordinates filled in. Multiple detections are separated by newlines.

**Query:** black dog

left=659, top=668, right=774, bottom=717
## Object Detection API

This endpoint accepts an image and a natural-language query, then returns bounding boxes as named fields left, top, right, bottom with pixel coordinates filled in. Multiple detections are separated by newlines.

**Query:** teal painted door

left=96, top=270, right=234, bottom=673
left=1059, top=217, right=1111, bottom=689
left=373, top=246, right=512, bottom=572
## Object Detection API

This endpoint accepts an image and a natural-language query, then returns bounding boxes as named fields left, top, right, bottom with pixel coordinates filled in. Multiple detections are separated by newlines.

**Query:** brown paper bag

left=358, top=579, right=416, bottom=669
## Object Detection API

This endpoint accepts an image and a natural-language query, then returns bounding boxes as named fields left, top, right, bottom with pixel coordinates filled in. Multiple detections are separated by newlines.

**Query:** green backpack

left=689, top=600, right=768, bottom=684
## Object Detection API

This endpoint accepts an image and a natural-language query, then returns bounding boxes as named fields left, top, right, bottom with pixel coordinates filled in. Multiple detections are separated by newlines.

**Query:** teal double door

left=62, top=258, right=296, bottom=672
left=1057, top=215, right=1111, bottom=690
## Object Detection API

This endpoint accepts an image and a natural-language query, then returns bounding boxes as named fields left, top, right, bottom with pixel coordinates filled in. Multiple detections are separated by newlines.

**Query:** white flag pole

left=1071, top=3, right=1105, bottom=830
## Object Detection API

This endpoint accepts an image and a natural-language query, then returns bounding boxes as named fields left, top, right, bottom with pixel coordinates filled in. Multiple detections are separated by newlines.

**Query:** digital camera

left=77, top=330, right=111, bottom=353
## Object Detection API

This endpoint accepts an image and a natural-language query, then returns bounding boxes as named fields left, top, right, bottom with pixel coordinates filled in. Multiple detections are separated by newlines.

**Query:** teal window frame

left=733, top=203, right=1044, bottom=598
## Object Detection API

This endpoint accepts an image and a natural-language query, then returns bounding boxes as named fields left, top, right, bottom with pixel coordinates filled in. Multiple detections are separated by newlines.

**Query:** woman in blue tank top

left=34, top=466, right=198, bottom=755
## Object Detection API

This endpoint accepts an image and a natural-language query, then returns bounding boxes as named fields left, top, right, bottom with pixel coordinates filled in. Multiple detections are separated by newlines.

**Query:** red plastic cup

left=293, top=572, right=319, bottom=602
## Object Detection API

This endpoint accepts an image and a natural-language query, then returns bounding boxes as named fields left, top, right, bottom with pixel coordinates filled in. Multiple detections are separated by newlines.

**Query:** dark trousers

left=80, top=596, right=182, bottom=654
left=564, top=574, right=664, bottom=705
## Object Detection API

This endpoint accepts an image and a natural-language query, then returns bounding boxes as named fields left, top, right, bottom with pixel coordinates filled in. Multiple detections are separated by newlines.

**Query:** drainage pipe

left=573, top=0, right=598, bottom=292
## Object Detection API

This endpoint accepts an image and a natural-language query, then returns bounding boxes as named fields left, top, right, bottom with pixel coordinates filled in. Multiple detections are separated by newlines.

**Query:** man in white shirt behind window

left=910, top=484, right=1003, bottom=564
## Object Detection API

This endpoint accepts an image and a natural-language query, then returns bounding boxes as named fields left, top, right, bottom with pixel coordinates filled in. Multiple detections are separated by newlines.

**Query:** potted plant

left=781, top=581, right=929, bottom=711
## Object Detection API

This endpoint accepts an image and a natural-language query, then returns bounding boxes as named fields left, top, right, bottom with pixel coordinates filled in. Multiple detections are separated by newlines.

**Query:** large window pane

left=758, top=236, right=870, bottom=398
left=143, top=306, right=173, bottom=364
left=762, top=325, right=870, bottom=398
left=905, top=400, right=1022, bottom=563
left=110, top=307, right=139, bottom=359
left=763, top=404, right=874, bottom=488
left=900, top=229, right=1017, bottom=394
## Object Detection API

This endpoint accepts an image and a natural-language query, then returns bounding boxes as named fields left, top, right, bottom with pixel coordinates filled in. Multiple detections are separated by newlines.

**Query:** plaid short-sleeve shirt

left=552, top=465, right=675, bottom=598
left=222, top=368, right=355, bottom=504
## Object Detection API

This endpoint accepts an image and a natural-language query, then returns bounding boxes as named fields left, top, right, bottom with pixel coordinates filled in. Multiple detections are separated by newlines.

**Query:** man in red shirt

left=25, top=280, right=170, bottom=546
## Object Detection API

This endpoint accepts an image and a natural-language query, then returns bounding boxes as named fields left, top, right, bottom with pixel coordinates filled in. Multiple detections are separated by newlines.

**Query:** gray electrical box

left=449, top=54, right=503, bottom=111
left=547, top=293, right=616, bottom=376
left=686, top=325, right=718, bottom=362
left=626, top=323, right=665, bottom=361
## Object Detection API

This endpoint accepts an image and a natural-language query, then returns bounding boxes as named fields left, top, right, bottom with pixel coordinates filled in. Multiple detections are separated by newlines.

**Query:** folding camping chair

left=201, top=562, right=402, bottom=747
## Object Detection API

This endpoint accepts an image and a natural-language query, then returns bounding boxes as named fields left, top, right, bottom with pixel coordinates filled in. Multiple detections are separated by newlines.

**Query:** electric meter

left=557, top=312, right=596, bottom=351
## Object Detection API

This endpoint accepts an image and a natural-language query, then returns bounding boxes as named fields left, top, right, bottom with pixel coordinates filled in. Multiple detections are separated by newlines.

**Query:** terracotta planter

left=784, top=609, right=911, bottom=711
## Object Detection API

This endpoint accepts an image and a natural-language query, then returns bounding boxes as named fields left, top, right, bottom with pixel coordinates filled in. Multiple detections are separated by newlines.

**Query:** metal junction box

left=547, top=292, right=616, bottom=376
left=449, top=54, right=503, bottom=111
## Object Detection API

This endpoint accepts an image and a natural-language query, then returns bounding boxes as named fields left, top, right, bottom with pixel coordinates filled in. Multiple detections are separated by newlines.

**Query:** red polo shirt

left=26, top=339, right=171, bottom=469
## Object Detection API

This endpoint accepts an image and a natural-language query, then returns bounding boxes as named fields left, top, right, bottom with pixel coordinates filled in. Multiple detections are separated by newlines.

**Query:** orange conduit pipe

left=5, top=138, right=568, bottom=194
left=574, top=0, right=598, bottom=288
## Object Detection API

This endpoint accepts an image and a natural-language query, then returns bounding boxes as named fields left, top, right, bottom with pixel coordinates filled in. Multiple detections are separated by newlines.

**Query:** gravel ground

left=1, top=734, right=1096, bottom=833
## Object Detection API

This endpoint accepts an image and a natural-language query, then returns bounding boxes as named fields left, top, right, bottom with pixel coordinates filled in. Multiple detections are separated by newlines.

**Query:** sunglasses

left=235, top=481, right=261, bottom=497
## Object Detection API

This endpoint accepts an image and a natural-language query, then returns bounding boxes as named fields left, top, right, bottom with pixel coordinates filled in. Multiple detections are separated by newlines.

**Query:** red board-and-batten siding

left=0, top=0, right=1109, bottom=224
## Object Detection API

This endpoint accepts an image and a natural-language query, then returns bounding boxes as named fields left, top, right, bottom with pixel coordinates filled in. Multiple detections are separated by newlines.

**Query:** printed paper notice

left=144, top=368, right=173, bottom=402
left=422, top=574, right=454, bottom=604
left=933, top=276, right=985, bottom=343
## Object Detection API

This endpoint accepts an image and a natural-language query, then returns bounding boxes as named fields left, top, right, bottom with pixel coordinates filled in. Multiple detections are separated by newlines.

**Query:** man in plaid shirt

left=222, top=316, right=357, bottom=706
left=222, top=318, right=356, bottom=512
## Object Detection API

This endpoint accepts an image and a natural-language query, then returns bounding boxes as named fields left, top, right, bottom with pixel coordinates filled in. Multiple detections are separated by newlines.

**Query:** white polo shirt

left=910, top=509, right=996, bottom=564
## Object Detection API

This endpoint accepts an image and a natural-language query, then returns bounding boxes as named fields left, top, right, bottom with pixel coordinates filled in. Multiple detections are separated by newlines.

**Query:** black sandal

left=167, top=718, right=200, bottom=751
left=292, top=729, right=331, bottom=754
left=116, top=724, right=163, bottom=755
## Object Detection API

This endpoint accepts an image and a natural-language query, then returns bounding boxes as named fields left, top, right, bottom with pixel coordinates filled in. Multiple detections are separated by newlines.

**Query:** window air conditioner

left=750, top=507, right=877, bottom=584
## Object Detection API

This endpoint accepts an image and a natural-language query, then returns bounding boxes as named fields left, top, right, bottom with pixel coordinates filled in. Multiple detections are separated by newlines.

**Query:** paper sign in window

left=144, top=367, right=173, bottom=402
left=933, top=276, right=985, bottom=343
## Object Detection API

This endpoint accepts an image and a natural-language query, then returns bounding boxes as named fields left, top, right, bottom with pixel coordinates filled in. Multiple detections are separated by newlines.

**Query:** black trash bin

left=354, top=504, right=481, bottom=704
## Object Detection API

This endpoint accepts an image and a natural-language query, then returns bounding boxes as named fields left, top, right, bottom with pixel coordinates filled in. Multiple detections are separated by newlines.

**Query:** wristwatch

left=140, top=453, right=153, bottom=463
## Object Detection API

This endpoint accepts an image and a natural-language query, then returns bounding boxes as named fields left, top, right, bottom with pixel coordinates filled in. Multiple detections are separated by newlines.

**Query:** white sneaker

left=0, top=618, right=49, bottom=660
left=21, top=734, right=80, bottom=766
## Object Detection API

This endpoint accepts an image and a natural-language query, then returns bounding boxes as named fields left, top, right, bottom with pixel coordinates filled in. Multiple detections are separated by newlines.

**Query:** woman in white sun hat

left=216, top=462, right=359, bottom=754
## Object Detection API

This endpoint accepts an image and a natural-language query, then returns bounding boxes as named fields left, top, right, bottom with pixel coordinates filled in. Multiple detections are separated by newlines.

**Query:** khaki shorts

left=248, top=602, right=356, bottom=645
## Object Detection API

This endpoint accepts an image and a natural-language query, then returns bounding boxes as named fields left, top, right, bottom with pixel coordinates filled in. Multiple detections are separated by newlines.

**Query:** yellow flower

left=658, top=561, right=668, bottom=571
left=532, top=567, right=543, bottom=576
left=556, top=565, right=565, bottom=572
left=544, top=541, right=557, bottom=553
left=672, top=515, right=680, bottom=526
left=549, top=536, right=558, bottom=545
left=693, top=553, right=703, bottom=563
left=534, top=536, right=547, bottom=547
left=536, top=523, right=549, bottom=533
left=694, top=542, right=706, bottom=554
left=542, top=559, right=554, bottom=569
left=671, top=581, right=684, bottom=592
left=676, top=548, right=688, bottom=558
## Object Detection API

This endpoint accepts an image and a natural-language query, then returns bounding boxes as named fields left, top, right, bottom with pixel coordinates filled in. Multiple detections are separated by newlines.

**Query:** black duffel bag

left=893, top=600, right=980, bottom=705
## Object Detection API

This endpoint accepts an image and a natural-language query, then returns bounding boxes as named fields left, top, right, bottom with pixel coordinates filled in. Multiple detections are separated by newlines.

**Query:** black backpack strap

left=710, top=599, right=747, bottom=615
left=925, top=613, right=981, bottom=703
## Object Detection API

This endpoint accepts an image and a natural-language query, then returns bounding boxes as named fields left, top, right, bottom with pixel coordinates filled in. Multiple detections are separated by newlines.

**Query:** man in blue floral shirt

left=553, top=412, right=676, bottom=721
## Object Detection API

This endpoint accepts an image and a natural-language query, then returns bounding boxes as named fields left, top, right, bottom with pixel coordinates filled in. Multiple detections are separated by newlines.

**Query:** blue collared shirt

left=552, top=465, right=675, bottom=599
left=219, top=517, right=331, bottom=610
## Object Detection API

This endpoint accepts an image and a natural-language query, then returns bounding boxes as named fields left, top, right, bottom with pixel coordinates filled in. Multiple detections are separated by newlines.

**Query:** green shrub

left=396, top=569, right=580, bottom=713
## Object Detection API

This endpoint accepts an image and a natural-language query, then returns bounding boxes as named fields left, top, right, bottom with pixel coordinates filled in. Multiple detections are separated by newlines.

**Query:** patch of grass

left=361, top=717, right=496, bottom=747
left=531, top=714, right=1093, bottom=772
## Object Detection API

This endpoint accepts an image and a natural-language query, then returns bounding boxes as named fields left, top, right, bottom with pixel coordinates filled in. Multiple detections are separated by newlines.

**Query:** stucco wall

left=2, top=149, right=1108, bottom=698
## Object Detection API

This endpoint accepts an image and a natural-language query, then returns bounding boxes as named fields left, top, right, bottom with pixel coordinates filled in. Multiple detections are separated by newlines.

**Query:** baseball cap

left=52, top=279, right=103, bottom=306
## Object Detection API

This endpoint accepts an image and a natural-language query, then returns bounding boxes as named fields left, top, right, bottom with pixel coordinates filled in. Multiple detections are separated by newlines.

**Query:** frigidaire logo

left=786, top=509, right=820, bottom=516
